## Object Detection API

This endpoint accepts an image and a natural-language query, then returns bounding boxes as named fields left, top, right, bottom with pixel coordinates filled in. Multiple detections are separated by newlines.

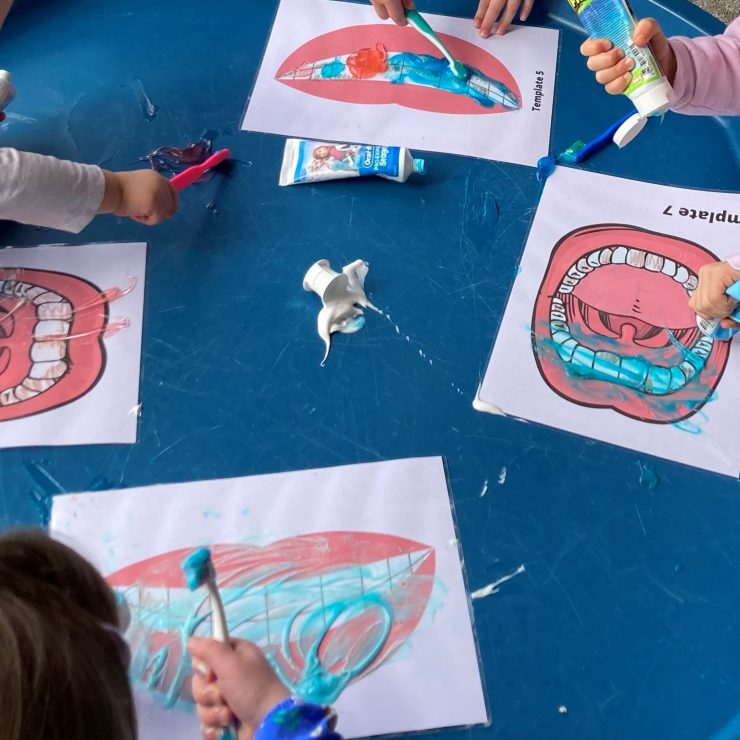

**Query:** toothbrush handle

left=726, top=280, right=740, bottom=322
left=207, top=581, right=230, bottom=644
left=406, top=10, right=454, bottom=63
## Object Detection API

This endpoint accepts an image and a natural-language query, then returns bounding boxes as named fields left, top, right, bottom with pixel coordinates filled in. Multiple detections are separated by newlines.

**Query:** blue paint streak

left=637, top=461, right=660, bottom=490
left=385, top=52, right=519, bottom=110
left=320, top=59, right=345, bottom=78
left=181, top=547, right=214, bottom=591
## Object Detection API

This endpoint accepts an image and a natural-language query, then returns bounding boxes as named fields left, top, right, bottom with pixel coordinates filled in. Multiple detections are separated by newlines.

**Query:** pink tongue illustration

left=573, top=266, right=696, bottom=329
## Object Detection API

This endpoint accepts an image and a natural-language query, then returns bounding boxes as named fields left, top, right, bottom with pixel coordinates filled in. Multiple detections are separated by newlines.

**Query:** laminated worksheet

left=478, top=167, right=740, bottom=476
left=243, top=0, right=558, bottom=167
left=51, top=457, right=488, bottom=738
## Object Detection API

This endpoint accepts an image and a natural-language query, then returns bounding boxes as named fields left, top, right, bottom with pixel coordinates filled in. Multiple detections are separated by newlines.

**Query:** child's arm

left=0, top=148, right=177, bottom=233
left=580, top=17, right=740, bottom=117
left=188, top=637, right=342, bottom=740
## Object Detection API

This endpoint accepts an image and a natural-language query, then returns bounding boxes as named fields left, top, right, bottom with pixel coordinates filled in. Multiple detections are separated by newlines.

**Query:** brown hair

left=0, top=529, right=137, bottom=740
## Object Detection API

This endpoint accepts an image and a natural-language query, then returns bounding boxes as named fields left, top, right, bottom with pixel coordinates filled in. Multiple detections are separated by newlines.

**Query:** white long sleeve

left=0, top=148, right=105, bottom=233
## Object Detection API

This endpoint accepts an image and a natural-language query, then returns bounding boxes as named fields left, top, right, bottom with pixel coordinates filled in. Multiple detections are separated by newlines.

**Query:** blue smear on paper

left=132, top=78, right=158, bottom=121
left=638, top=461, right=660, bottom=490
left=320, top=59, right=345, bottom=78
left=203, top=510, right=221, bottom=519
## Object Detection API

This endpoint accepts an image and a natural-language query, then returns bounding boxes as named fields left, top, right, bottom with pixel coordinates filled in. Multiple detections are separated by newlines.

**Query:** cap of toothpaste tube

left=613, top=113, right=648, bottom=149
left=630, top=77, right=673, bottom=118
left=303, top=259, right=343, bottom=300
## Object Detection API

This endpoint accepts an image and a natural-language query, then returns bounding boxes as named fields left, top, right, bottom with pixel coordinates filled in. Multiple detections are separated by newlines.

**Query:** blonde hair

left=0, top=529, right=136, bottom=740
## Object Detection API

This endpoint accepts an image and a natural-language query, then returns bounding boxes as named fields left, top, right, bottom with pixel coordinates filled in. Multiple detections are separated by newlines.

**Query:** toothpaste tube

left=696, top=280, right=740, bottom=340
left=568, top=0, right=673, bottom=118
left=279, top=138, right=425, bottom=186
left=0, top=70, right=15, bottom=113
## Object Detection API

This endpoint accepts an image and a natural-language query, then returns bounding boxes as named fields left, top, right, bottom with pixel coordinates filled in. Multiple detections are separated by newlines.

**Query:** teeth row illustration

left=0, top=280, right=72, bottom=407
left=556, top=248, right=699, bottom=295
left=547, top=295, right=714, bottom=394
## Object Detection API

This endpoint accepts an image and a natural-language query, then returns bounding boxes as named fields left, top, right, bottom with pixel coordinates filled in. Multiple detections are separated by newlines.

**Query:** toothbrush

left=170, top=148, right=231, bottom=191
left=405, top=9, right=469, bottom=82
left=181, top=547, right=237, bottom=739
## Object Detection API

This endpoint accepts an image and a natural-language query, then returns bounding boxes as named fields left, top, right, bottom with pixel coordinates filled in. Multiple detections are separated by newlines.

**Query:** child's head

left=0, top=529, right=136, bottom=740
left=313, top=145, right=332, bottom=160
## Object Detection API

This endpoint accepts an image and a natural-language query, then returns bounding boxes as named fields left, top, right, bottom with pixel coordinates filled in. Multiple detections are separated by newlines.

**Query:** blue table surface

left=1, top=0, right=738, bottom=737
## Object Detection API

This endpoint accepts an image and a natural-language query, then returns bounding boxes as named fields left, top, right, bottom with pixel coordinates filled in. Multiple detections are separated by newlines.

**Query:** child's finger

left=633, top=17, right=658, bottom=47
left=196, top=704, right=233, bottom=729
left=402, top=0, right=415, bottom=8
left=580, top=38, right=612, bottom=57
left=474, top=0, right=489, bottom=29
left=386, top=0, right=408, bottom=24
left=605, top=73, right=632, bottom=95
left=519, top=0, right=534, bottom=22
left=596, top=56, right=633, bottom=84
left=586, top=47, right=624, bottom=71
left=371, top=1, right=390, bottom=20
left=721, top=319, right=740, bottom=330
left=481, top=0, right=506, bottom=36
left=496, top=0, right=520, bottom=35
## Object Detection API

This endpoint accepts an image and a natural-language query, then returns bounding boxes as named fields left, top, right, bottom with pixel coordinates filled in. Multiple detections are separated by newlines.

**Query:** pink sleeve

left=669, top=17, right=740, bottom=116
left=726, top=253, right=740, bottom=271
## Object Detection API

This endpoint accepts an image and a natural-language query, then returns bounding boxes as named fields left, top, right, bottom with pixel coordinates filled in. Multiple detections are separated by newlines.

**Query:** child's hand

left=475, top=0, right=534, bottom=37
left=580, top=18, right=677, bottom=94
left=188, top=637, right=290, bottom=740
left=689, top=261, right=740, bottom=329
left=100, top=169, right=178, bottom=226
left=370, top=0, right=414, bottom=25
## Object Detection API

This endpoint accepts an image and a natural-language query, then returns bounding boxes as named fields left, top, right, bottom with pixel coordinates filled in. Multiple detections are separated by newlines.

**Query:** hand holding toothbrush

left=188, top=638, right=290, bottom=740
left=690, top=260, right=740, bottom=330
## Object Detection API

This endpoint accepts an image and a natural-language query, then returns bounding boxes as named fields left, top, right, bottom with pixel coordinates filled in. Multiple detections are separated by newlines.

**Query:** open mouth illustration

left=0, top=268, right=108, bottom=420
left=276, top=24, right=521, bottom=114
left=109, top=531, right=436, bottom=708
left=532, top=225, right=730, bottom=423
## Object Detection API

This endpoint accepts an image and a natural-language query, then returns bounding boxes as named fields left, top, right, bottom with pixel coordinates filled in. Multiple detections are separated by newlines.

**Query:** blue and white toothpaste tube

left=279, top=138, right=425, bottom=186
left=696, top=280, right=740, bottom=340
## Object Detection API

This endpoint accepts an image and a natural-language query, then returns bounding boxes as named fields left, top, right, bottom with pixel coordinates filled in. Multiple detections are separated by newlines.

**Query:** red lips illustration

left=276, top=24, right=521, bottom=115
left=0, top=268, right=107, bottom=421
left=532, top=225, right=729, bottom=423
left=109, top=532, right=436, bottom=708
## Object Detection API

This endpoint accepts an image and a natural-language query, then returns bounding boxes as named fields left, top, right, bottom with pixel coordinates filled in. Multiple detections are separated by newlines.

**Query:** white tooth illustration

left=37, top=301, right=73, bottom=320
left=557, top=284, right=573, bottom=294
left=593, top=351, right=621, bottom=380
left=23, top=377, right=56, bottom=392
left=30, top=361, right=67, bottom=379
left=611, top=246, right=628, bottom=264
left=598, top=248, right=613, bottom=265
left=556, top=338, right=578, bottom=361
left=661, top=258, right=677, bottom=277
left=0, top=388, right=18, bottom=405
left=550, top=307, right=566, bottom=322
left=674, top=266, right=689, bottom=284
left=32, top=290, right=62, bottom=306
left=626, top=249, right=646, bottom=268
left=572, top=345, right=595, bottom=368
left=24, top=286, right=46, bottom=301
left=550, top=321, right=569, bottom=335
left=678, top=361, right=698, bottom=381
left=14, top=385, right=39, bottom=401
left=587, top=251, right=602, bottom=268
left=562, top=276, right=578, bottom=287
left=35, top=320, right=70, bottom=338
left=577, top=258, right=594, bottom=274
left=644, top=253, right=664, bottom=272
left=31, top=340, right=66, bottom=362
left=685, top=275, right=698, bottom=292
left=567, top=266, right=585, bottom=280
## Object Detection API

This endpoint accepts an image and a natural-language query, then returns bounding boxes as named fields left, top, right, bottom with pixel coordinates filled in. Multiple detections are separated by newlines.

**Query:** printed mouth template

left=276, top=24, right=521, bottom=114
left=532, top=225, right=729, bottom=423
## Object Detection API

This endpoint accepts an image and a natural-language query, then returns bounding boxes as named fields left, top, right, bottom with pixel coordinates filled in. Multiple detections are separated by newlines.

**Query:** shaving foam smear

left=304, top=259, right=373, bottom=365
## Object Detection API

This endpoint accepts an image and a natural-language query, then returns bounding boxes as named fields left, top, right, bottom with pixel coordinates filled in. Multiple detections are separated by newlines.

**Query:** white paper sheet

left=50, top=457, right=488, bottom=739
left=0, top=241, right=146, bottom=447
left=478, top=167, right=740, bottom=476
left=242, top=0, right=558, bottom=167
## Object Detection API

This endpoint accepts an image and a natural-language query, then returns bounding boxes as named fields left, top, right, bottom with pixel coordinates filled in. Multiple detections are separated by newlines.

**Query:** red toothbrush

left=170, top=148, right=231, bottom=191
